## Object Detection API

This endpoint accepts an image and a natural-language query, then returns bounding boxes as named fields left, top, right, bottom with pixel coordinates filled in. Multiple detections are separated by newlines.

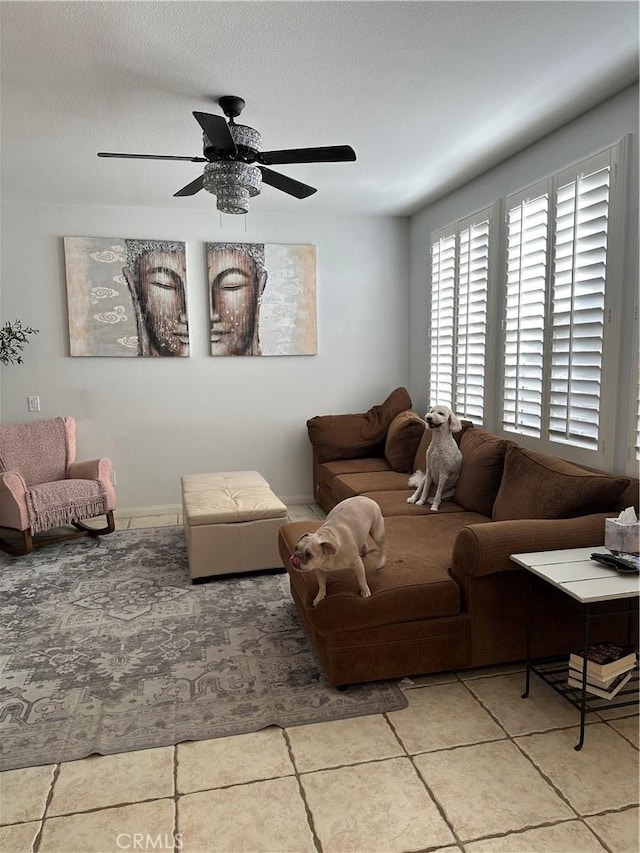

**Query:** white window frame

left=495, top=139, right=628, bottom=470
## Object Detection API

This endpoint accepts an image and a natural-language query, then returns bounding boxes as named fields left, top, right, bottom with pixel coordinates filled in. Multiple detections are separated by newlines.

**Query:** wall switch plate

left=110, top=469, right=117, bottom=486
left=27, top=396, right=40, bottom=412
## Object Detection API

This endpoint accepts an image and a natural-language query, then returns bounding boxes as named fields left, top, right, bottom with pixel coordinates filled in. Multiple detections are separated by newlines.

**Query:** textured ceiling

left=1, top=1, right=638, bottom=216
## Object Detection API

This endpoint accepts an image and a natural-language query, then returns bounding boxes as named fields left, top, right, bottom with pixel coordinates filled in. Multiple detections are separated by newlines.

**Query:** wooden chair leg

left=0, top=512, right=115, bottom=557
left=0, top=528, right=34, bottom=556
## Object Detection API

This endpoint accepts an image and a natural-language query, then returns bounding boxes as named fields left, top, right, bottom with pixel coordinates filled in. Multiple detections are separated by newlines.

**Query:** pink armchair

left=0, top=416, right=116, bottom=555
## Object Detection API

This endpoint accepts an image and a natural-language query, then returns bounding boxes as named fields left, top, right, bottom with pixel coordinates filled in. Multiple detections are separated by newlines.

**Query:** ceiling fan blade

left=258, top=145, right=356, bottom=166
left=98, top=152, right=206, bottom=162
left=259, top=166, right=316, bottom=199
left=192, top=112, right=236, bottom=155
left=174, top=175, right=205, bottom=197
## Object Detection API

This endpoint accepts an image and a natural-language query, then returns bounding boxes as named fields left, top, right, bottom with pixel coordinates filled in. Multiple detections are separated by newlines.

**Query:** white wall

left=0, top=205, right=409, bottom=510
left=408, top=83, right=639, bottom=475
left=5, top=85, right=635, bottom=513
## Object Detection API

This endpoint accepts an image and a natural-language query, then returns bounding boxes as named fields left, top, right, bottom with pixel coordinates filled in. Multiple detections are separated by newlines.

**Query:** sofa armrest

left=68, top=458, right=112, bottom=481
left=452, top=514, right=611, bottom=579
left=67, top=458, right=117, bottom=511
left=0, top=471, right=30, bottom=530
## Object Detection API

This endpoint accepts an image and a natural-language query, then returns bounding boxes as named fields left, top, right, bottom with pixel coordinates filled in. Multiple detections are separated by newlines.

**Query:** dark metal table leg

left=575, top=604, right=591, bottom=751
left=522, top=574, right=533, bottom=699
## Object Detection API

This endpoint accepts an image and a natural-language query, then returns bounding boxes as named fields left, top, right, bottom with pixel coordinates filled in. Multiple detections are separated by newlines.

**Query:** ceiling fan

left=98, top=95, right=357, bottom=214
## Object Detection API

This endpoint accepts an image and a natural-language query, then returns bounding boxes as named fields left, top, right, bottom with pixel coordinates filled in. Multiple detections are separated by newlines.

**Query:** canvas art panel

left=64, top=237, right=188, bottom=357
left=206, top=242, right=317, bottom=356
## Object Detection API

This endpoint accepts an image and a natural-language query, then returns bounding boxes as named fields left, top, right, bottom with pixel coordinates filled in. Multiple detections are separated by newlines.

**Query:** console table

left=511, top=546, right=639, bottom=750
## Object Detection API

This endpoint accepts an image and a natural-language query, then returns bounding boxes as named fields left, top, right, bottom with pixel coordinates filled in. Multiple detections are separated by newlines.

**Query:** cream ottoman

left=181, top=471, right=289, bottom=581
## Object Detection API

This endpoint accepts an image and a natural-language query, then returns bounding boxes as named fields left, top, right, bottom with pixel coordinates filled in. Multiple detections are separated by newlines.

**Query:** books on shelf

left=568, top=642, right=637, bottom=680
left=567, top=665, right=625, bottom=690
left=567, top=668, right=634, bottom=700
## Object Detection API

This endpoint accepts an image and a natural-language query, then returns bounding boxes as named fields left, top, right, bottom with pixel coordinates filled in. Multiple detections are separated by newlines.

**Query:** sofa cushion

left=617, top=477, right=640, bottom=513
left=363, top=490, right=469, bottom=517
left=384, top=411, right=425, bottom=473
left=280, top=512, right=490, bottom=635
left=307, top=387, right=411, bottom=463
left=492, top=445, right=631, bottom=521
left=282, top=516, right=464, bottom=631
left=317, top=458, right=391, bottom=491
left=453, top=429, right=511, bottom=517
left=332, top=471, right=412, bottom=503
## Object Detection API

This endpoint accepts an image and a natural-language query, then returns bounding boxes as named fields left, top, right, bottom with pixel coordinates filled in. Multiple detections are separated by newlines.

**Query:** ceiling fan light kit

left=202, top=119, right=263, bottom=214
left=203, top=162, right=262, bottom=214
left=98, top=95, right=356, bottom=214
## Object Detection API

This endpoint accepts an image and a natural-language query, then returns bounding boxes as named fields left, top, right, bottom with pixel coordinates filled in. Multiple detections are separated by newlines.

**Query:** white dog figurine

left=290, top=496, right=386, bottom=606
left=407, top=404, right=463, bottom=511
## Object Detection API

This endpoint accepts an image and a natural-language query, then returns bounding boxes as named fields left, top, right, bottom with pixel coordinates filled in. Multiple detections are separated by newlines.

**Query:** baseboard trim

left=281, top=494, right=315, bottom=506
left=114, top=504, right=182, bottom=519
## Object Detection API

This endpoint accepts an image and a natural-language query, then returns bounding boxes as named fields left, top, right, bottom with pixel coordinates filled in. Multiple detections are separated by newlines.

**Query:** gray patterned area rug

left=0, top=526, right=407, bottom=770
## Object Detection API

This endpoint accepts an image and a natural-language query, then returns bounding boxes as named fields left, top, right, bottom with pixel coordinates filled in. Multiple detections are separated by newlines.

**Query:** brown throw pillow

left=384, top=411, right=426, bottom=473
left=492, top=444, right=630, bottom=520
left=453, top=429, right=511, bottom=517
left=411, top=428, right=432, bottom=474
left=307, top=387, right=412, bottom=462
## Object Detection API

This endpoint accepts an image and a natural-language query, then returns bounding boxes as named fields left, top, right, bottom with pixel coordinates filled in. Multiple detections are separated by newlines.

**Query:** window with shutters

left=429, top=208, right=491, bottom=424
left=427, top=138, right=627, bottom=469
left=501, top=145, right=623, bottom=465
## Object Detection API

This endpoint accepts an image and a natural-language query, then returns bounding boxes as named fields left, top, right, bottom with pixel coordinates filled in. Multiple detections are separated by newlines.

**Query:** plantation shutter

left=430, top=232, right=456, bottom=407
left=503, top=184, right=549, bottom=437
left=427, top=139, right=625, bottom=468
left=456, top=215, right=489, bottom=423
left=549, top=152, right=611, bottom=449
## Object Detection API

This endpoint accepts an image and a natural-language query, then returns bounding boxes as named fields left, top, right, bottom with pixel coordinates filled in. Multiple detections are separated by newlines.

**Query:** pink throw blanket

left=26, top=479, right=108, bottom=533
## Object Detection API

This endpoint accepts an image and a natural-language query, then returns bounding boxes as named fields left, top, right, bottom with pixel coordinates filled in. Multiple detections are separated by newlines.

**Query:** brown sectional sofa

left=278, top=388, right=639, bottom=686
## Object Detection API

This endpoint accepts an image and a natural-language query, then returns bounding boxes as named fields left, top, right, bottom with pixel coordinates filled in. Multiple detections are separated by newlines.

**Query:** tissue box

left=605, top=519, right=640, bottom=555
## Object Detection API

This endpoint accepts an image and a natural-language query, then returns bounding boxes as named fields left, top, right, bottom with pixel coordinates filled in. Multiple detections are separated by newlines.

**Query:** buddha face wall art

left=64, top=237, right=188, bottom=357
left=206, top=242, right=317, bottom=356
left=64, top=238, right=316, bottom=358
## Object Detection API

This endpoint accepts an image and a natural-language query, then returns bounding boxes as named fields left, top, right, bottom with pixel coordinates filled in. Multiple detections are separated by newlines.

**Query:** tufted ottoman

left=181, top=471, right=289, bottom=581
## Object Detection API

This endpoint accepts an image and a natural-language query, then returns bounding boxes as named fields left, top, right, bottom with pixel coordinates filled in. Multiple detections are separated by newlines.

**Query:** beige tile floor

left=1, top=506, right=638, bottom=853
